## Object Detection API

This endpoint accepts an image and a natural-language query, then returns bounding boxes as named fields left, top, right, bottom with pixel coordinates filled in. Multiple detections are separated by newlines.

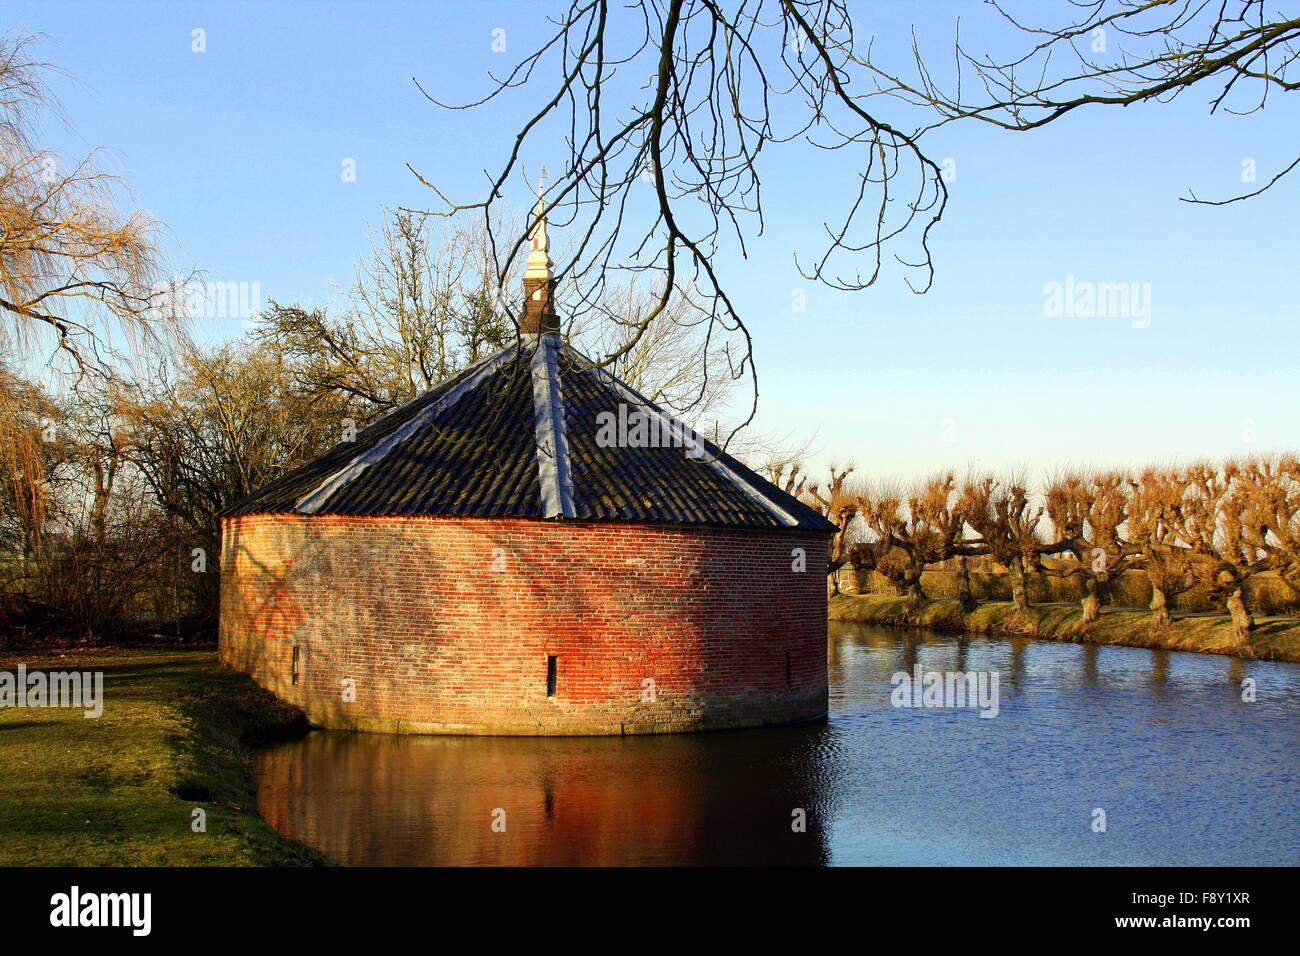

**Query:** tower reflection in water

left=255, top=722, right=840, bottom=866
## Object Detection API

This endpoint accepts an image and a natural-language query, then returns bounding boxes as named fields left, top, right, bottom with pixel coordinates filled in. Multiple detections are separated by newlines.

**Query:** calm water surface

left=254, top=624, right=1300, bottom=865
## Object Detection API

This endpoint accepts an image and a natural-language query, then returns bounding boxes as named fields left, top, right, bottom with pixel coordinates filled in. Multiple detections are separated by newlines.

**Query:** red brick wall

left=219, top=514, right=829, bottom=735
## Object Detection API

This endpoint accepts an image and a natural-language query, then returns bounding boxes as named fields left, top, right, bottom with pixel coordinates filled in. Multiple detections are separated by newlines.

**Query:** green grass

left=0, top=649, right=331, bottom=866
left=829, top=593, right=1300, bottom=662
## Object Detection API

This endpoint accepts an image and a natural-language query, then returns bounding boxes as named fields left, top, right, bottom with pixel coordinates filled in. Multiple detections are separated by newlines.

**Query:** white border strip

left=567, top=345, right=800, bottom=527
left=530, top=333, right=576, bottom=518
left=293, top=346, right=518, bottom=515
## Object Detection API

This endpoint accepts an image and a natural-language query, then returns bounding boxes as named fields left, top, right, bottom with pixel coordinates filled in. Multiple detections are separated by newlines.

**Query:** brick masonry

left=219, top=514, right=830, bottom=735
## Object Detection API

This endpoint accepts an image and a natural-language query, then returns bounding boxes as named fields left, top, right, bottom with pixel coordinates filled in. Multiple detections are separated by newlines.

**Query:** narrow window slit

left=291, top=645, right=301, bottom=686
left=546, top=655, right=557, bottom=697
left=784, top=650, right=792, bottom=689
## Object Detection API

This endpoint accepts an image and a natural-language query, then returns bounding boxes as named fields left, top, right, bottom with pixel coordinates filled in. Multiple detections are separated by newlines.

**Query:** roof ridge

left=530, top=333, right=576, bottom=518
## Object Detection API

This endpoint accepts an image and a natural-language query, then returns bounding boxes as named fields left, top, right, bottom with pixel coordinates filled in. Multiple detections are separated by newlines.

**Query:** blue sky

left=11, top=0, right=1298, bottom=483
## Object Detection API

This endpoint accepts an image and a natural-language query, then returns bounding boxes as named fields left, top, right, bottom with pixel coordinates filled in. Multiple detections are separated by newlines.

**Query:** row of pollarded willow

left=774, top=460, right=1300, bottom=643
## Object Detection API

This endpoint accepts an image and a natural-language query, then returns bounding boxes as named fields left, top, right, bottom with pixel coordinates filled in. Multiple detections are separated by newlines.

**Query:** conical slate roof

left=222, top=333, right=835, bottom=532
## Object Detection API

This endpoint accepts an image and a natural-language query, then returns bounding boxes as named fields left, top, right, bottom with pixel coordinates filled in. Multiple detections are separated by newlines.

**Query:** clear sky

left=10, top=0, right=1298, bottom=484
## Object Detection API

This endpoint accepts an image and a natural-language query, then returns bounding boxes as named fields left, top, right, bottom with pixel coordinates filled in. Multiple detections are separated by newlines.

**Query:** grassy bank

left=0, top=648, right=330, bottom=866
left=829, top=593, right=1300, bottom=663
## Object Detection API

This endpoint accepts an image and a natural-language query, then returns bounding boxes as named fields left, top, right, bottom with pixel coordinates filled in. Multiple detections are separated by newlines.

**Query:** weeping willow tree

left=0, top=31, right=180, bottom=629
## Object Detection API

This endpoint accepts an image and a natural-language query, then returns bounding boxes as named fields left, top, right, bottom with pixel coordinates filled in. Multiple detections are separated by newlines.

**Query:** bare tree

left=415, top=1, right=948, bottom=444
left=804, top=465, right=856, bottom=595
left=0, top=372, right=177, bottom=639
left=1159, top=461, right=1260, bottom=643
left=256, top=211, right=516, bottom=413
left=1128, top=468, right=1198, bottom=627
left=855, top=473, right=978, bottom=608
left=868, top=1, right=1300, bottom=204
left=569, top=278, right=741, bottom=427
left=36, top=390, right=174, bottom=638
left=1232, top=455, right=1300, bottom=598
left=416, top=1, right=1298, bottom=459
left=761, top=438, right=823, bottom=499
left=960, top=473, right=1056, bottom=613
left=127, top=342, right=354, bottom=625
left=259, top=205, right=744, bottom=433
left=1044, top=471, right=1144, bottom=624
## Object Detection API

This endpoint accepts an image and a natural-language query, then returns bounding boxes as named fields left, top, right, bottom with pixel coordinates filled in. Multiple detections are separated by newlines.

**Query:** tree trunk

left=1009, top=554, right=1030, bottom=612
left=1149, top=586, right=1172, bottom=627
left=1080, top=576, right=1100, bottom=624
left=89, top=458, right=112, bottom=548
left=1226, top=588, right=1255, bottom=646
left=956, top=558, right=977, bottom=613
left=904, top=578, right=927, bottom=609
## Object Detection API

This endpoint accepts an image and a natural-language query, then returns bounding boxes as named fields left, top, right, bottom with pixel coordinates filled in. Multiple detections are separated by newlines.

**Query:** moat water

left=253, top=623, right=1300, bottom=866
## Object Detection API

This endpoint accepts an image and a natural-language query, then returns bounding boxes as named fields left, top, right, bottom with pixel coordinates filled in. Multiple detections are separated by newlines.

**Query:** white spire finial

left=526, top=169, right=552, bottom=279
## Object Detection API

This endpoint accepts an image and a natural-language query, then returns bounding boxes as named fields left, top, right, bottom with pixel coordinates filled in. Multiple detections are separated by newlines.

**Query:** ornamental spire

left=525, top=166, right=552, bottom=280
left=522, top=167, right=559, bottom=334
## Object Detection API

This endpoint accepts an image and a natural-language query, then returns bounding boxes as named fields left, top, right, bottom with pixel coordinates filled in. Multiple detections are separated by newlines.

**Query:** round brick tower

left=218, top=191, right=834, bottom=735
